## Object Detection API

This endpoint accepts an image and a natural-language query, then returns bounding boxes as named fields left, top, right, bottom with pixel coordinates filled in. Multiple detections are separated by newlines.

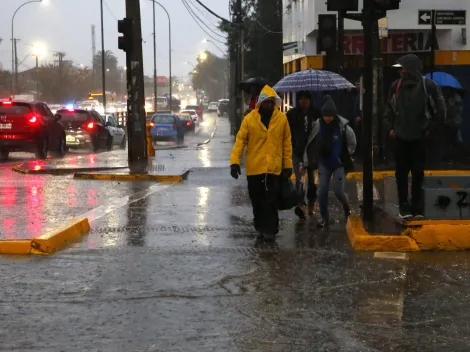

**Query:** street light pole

left=11, top=0, right=42, bottom=95
left=150, top=0, right=172, bottom=112
left=152, top=0, right=157, bottom=112
left=100, top=0, right=107, bottom=113
left=35, top=55, right=39, bottom=98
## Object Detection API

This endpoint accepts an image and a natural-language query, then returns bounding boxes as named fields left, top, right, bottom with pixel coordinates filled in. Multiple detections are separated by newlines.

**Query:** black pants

left=247, top=174, right=280, bottom=234
left=395, top=138, right=426, bottom=208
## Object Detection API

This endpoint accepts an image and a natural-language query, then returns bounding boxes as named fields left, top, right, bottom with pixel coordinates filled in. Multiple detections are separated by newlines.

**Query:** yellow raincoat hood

left=230, top=85, right=292, bottom=176
left=255, top=85, right=282, bottom=108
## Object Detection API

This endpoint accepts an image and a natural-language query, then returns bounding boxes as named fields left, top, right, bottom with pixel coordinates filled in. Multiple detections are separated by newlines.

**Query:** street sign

left=418, top=10, right=466, bottom=25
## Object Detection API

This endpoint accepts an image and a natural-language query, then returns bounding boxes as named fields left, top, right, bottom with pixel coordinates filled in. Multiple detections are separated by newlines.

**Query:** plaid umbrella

left=273, top=69, right=355, bottom=93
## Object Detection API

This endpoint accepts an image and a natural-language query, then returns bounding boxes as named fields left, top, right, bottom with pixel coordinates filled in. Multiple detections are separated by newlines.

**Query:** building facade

left=282, top=0, right=470, bottom=142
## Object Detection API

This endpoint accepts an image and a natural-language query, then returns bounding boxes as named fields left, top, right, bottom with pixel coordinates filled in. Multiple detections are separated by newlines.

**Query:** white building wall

left=283, top=0, right=470, bottom=63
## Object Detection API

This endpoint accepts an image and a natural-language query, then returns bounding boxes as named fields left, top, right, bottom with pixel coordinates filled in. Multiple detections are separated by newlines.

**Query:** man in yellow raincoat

left=230, top=85, right=293, bottom=241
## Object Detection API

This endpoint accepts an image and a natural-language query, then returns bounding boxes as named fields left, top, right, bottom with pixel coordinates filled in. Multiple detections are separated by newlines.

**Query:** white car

left=208, top=102, right=218, bottom=112
left=101, top=114, right=127, bottom=149
left=180, top=109, right=199, bottom=122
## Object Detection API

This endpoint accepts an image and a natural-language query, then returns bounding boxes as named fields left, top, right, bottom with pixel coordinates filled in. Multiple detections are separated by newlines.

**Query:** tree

left=191, top=52, right=228, bottom=101
left=220, top=0, right=283, bottom=85
left=0, top=70, right=12, bottom=96
left=92, top=50, right=122, bottom=94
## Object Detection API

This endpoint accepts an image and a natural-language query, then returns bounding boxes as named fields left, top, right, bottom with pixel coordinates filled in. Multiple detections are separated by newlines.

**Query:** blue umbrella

left=424, top=72, right=462, bottom=89
left=273, top=69, right=355, bottom=93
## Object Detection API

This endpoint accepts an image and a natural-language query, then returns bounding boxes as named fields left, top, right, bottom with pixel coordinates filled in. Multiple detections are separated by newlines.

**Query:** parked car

left=150, top=114, right=184, bottom=144
left=185, top=105, right=203, bottom=120
left=208, top=102, right=218, bottom=112
left=218, top=99, right=229, bottom=116
left=101, top=114, right=127, bottom=149
left=0, top=98, right=67, bottom=160
left=176, top=113, right=196, bottom=133
left=56, top=107, right=113, bottom=152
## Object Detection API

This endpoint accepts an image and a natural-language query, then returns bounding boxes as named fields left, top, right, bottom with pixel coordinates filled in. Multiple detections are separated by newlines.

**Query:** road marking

left=79, top=183, right=173, bottom=223
left=374, top=252, right=408, bottom=260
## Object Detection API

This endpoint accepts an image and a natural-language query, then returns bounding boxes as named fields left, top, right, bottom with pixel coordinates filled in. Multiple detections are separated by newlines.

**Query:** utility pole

left=100, top=0, right=107, bottom=113
left=362, top=0, right=374, bottom=221
left=91, top=25, right=96, bottom=87
left=430, top=10, right=436, bottom=80
left=234, top=0, right=243, bottom=134
left=14, top=38, right=19, bottom=94
left=120, top=0, right=148, bottom=170
left=337, top=11, right=345, bottom=74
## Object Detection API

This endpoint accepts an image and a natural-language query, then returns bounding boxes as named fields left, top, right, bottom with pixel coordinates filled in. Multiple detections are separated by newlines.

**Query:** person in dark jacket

left=286, top=91, right=322, bottom=218
left=303, top=96, right=357, bottom=227
left=384, top=54, right=446, bottom=219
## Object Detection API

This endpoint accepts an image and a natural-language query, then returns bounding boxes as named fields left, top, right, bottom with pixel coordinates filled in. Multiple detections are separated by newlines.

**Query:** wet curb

left=0, top=217, right=90, bottom=256
left=154, top=144, right=188, bottom=151
left=197, top=116, right=219, bottom=146
left=73, top=170, right=190, bottom=183
left=347, top=169, right=470, bottom=181
left=346, top=215, right=420, bottom=252
left=12, top=164, right=128, bottom=175
left=347, top=215, right=470, bottom=252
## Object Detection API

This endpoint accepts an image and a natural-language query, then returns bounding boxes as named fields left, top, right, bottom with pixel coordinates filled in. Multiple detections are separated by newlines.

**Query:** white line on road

left=79, top=183, right=173, bottom=223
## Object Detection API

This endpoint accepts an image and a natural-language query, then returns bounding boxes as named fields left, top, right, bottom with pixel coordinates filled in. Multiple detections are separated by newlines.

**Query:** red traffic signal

left=118, top=18, right=133, bottom=52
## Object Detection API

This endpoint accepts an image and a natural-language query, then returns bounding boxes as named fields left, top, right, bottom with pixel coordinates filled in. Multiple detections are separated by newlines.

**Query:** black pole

left=35, top=55, right=39, bottom=98
left=126, top=0, right=148, bottom=170
left=337, top=11, right=345, bottom=75
left=362, top=0, right=374, bottom=221
left=153, top=0, right=157, bottom=112
left=100, top=0, right=107, bottom=113
left=430, top=10, right=436, bottom=80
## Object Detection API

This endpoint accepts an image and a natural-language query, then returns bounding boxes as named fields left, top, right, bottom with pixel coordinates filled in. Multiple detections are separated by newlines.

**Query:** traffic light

left=118, top=18, right=133, bottom=52
left=317, top=14, right=337, bottom=54
left=372, top=0, right=400, bottom=10
left=327, top=0, right=358, bottom=12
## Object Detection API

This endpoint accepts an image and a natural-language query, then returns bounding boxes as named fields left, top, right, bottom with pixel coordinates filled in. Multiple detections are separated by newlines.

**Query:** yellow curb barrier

left=347, top=169, right=470, bottom=181
left=403, top=219, right=470, bottom=226
left=405, top=224, right=470, bottom=251
left=0, top=240, right=33, bottom=255
left=31, top=217, right=90, bottom=255
left=11, top=166, right=30, bottom=175
left=346, top=215, right=420, bottom=252
left=73, top=173, right=183, bottom=183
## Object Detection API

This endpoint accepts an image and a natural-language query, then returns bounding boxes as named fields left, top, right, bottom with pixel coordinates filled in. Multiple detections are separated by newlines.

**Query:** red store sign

left=344, top=32, right=439, bottom=55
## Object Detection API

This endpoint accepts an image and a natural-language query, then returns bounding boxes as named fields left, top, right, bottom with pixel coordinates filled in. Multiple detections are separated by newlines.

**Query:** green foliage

left=220, top=0, right=283, bottom=85
left=191, top=52, right=228, bottom=100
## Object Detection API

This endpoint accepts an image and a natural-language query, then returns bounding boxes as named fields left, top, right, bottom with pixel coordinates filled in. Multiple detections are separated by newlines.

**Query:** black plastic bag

left=278, top=176, right=300, bottom=210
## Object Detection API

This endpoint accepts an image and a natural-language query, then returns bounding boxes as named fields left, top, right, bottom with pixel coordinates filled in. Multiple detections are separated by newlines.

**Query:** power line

left=255, top=20, right=282, bottom=34
left=181, top=0, right=226, bottom=44
left=192, top=0, right=231, bottom=24
left=185, top=0, right=226, bottom=39
left=103, top=0, right=117, bottom=21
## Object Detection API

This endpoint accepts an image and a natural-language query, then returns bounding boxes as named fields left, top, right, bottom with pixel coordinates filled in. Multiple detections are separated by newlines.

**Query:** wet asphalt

left=1, top=114, right=470, bottom=351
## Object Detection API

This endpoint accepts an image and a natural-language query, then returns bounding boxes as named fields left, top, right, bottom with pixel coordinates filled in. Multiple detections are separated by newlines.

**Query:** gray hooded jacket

left=384, top=54, right=446, bottom=141
left=303, top=115, right=357, bottom=169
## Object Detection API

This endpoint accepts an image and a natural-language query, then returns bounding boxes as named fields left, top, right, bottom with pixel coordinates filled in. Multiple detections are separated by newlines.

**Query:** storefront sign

left=343, top=32, right=438, bottom=55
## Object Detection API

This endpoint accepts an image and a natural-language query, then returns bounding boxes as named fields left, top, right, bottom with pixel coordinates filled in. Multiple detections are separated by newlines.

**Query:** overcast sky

left=1, top=0, right=229, bottom=77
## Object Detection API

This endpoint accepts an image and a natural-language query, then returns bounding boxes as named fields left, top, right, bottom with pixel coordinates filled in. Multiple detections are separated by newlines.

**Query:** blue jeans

left=317, top=163, right=349, bottom=221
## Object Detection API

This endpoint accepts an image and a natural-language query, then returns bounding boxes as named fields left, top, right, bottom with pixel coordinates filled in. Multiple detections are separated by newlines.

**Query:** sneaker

left=398, top=203, right=413, bottom=220
left=308, top=202, right=316, bottom=216
left=317, top=219, right=328, bottom=228
left=412, top=204, right=424, bottom=219
left=295, top=205, right=307, bottom=220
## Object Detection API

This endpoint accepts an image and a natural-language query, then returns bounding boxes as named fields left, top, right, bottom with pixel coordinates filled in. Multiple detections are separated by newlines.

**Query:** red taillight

left=173, top=124, right=177, bottom=129
left=86, top=122, right=95, bottom=130
left=186, top=122, right=191, bottom=126
left=28, top=116, right=38, bottom=124
left=2, top=101, right=12, bottom=106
